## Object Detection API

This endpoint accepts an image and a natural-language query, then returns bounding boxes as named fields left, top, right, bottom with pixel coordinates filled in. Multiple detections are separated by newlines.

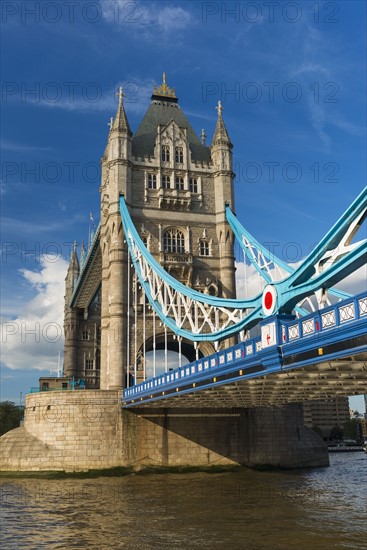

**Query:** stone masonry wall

left=0, top=391, right=328, bottom=472
left=0, top=391, right=123, bottom=471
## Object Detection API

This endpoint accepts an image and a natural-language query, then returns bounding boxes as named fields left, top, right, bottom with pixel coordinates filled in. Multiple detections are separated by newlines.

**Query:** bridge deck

left=123, top=292, right=367, bottom=409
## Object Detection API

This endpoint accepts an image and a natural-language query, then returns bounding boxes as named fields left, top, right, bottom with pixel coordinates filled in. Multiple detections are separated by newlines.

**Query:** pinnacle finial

left=153, top=73, right=176, bottom=99
left=201, top=128, right=207, bottom=146
left=216, top=100, right=223, bottom=117
left=117, top=86, right=125, bottom=103
left=73, top=241, right=77, bottom=253
left=111, top=84, right=132, bottom=135
left=108, top=117, right=113, bottom=131
left=212, top=100, right=232, bottom=148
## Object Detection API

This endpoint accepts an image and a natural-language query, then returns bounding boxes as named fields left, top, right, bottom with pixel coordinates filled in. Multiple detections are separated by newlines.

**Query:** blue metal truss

left=226, top=206, right=350, bottom=303
left=119, top=186, right=366, bottom=341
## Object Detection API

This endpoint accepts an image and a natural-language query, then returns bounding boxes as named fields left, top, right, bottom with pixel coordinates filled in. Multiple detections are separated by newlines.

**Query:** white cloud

left=157, top=6, right=191, bottom=30
left=336, top=265, right=367, bottom=295
left=289, top=26, right=336, bottom=152
left=291, top=63, right=331, bottom=79
left=305, top=97, right=331, bottom=153
left=328, top=115, right=366, bottom=137
left=27, top=79, right=154, bottom=116
left=0, top=255, right=68, bottom=372
left=100, top=1, right=192, bottom=33
left=0, top=140, right=52, bottom=153
left=1, top=213, right=85, bottom=236
left=235, top=261, right=264, bottom=299
left=235, top=260, right=366, bottom=303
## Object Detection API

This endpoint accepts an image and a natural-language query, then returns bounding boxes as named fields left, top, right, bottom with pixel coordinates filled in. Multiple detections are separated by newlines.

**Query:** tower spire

left=69, top=241, right=79, bottom=271
left=201, top=128, right=207, bottom=146
left=212, top=101, right=232, bottom=147
left=111, top=86, right=132, bottom=135
left=66, top=241, right=80, bottom=292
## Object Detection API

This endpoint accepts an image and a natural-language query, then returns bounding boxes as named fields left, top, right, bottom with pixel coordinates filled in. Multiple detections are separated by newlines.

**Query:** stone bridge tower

left=64, top=75, right=236, bottom=390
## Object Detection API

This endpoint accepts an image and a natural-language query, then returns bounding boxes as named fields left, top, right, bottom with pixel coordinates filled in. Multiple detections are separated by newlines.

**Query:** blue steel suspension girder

left=119, top=186, right=366, bottom=341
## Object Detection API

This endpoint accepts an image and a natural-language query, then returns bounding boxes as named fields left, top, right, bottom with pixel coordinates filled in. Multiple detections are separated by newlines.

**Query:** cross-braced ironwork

left=120, top=187, right=366, bottom=343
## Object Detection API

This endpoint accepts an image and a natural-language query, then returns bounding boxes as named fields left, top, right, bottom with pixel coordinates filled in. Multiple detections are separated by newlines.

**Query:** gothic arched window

left=162, top=175, right=171, bottom=189
left=199, top=240, right=210, bottom=256
left=189, top=177, right=198, bottom=193
left=147, top=174, right=157, bottom=189
left=163, top=229, right=185, bottom=254
left=85, top=358, right=94, bottom=370
left=141, top=234, right=149, bottom=250
left=81, top=328, right=90, bottom=341
left=175, top=147, right=183, bottom=164
left=161, top=145, right=170, bottom=162
left=175, top=176, right=184, bottom=190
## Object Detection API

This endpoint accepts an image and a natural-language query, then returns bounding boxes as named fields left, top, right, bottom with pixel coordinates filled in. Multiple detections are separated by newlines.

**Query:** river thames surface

left=1, top=453, right=366, bottom=550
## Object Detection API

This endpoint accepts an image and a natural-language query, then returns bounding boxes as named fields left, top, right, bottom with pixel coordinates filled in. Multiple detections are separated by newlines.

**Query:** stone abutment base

left=0, top=391, right=328, bottom=472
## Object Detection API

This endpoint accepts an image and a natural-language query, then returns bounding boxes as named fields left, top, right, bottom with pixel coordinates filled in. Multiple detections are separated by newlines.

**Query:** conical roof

left=68, top=242, right=79, bottom=273
left=111, top=87, right=132, bottom=135
left=211, top=101, right=232, bottom=147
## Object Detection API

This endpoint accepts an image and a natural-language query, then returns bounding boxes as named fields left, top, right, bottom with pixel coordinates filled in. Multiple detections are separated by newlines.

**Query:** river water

left=1, top=453, right=366, bottom=550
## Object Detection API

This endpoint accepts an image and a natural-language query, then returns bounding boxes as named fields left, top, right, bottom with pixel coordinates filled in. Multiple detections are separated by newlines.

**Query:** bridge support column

left=240, top=403, right=329, bottom=469
left=125, top=403, right=329, bottom=470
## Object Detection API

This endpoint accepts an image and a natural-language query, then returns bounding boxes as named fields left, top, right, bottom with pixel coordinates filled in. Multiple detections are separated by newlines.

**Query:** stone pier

left=0, top=391, right=328, bottom=472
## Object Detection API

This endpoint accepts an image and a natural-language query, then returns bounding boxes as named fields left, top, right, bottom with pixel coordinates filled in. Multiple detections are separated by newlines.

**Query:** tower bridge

left=1, top=75, right=366, bottom=472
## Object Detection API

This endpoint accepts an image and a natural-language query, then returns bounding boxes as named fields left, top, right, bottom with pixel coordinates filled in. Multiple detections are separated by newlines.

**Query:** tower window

left=81, top=328, right=90, bottom=341
left=85, top=358, right=94, bottom=370
left=175, top=147, right=183, bottom=164
left=175, top=177, right=184, bottom=191
left=161, top=145, right=170, bottom=162
left=147, top=174, right=157, bottom=189
left=163, top=229, right=185, bottom=254
left=141, top=235, right=149, bottom=250
left=162, top=175, right=171, bottom=189
left=199, top=240, right=210, bottom=256
left=189, top=178, right=198, bottom=193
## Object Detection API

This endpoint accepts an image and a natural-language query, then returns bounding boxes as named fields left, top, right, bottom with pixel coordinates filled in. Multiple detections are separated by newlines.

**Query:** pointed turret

left=80, top=241, right=87, bottom=268
left=64, top=242, right=80, bottom=380
left=201, top=128, right=207, bottom=146
left=211, top=101, right=232, bottom=148
left=111, top=86, right=132, bottom=136
left=107, top=86, right=132, bottom=165
left=210, top=101, right=236, bottom=304
left=66, top=242, right=80, bottom=293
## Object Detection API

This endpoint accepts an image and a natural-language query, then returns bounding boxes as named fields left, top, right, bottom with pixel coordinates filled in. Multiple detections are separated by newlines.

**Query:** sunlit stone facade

left=64, top=76, right=236, bottom=390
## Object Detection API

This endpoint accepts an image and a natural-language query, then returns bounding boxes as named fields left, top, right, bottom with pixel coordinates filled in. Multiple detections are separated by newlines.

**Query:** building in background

left=303, top=397, right=350, bottom=439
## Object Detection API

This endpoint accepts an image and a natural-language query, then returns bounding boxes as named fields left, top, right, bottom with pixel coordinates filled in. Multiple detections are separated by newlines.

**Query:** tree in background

left=343, top=418, right=360, bottom=442
left=330, top=425, right=343, bottom=441
left=0, top=401, right=24, bottom=436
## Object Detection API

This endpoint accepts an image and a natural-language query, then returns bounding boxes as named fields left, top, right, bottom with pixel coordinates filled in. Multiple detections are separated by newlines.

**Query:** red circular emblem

left=264, top=291, right=273, bottom=310
left=262, top=285, right=277, bottom=316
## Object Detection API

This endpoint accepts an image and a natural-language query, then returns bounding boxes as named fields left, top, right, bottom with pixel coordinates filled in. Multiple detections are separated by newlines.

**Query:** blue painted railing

left=123, top=291, right=367, bottom=402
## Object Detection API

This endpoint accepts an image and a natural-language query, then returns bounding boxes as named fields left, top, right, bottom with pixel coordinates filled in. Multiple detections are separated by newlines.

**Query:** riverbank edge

left=0, top=460, right=331, bottom=479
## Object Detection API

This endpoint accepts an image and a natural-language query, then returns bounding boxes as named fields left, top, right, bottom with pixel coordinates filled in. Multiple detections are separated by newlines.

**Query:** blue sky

left=1, top=1, right=366, bottom=411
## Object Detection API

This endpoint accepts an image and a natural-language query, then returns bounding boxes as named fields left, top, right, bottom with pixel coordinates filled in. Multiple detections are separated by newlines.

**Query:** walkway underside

left=124, top=353, right=367, bottom=409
